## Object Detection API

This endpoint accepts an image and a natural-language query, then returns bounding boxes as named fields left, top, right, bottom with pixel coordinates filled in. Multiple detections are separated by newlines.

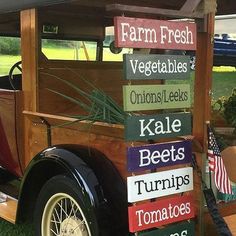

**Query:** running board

left=0, top=197, right=17, bottom=224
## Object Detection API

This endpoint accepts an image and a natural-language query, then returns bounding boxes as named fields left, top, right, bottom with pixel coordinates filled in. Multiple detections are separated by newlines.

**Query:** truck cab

left=0, top=1, right=130, bottom=235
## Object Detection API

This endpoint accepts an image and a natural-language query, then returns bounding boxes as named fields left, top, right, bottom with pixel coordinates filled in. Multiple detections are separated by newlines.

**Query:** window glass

left=0, top=37, right=21, bottom=76
left=42, top=39, right=97, bottom=61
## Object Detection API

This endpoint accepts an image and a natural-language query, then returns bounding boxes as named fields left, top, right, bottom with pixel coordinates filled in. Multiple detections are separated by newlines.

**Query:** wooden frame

left=106, top=0, right=203, bottom=19
left=21, top=8, right=39, bottom=168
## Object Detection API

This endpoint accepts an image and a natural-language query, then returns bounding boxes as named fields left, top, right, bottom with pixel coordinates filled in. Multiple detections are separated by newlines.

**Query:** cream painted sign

left=127, top=167, right=193, bottom=203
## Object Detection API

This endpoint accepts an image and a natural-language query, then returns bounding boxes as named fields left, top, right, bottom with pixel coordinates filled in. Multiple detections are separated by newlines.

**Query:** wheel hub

left=60, top=217, right=88, bottom=236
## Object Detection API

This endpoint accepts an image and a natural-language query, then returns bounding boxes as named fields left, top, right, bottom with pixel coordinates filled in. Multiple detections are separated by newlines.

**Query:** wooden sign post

left=115, top=14, right=197, bottom=235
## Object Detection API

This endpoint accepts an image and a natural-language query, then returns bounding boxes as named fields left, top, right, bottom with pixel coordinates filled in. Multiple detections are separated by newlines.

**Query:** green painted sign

left=125, top=112, right=191, bottom=141
left=139, top=221, right=195, bottom=236
left=123, top=54, right=190, bottom=80
left=123, top=84, right=190, bottom=111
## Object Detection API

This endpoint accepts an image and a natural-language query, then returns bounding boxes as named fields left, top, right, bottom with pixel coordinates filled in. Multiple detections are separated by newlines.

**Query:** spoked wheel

left=34, top=175, right=98, bottom=236
left=42, top=193, right=90, bottom=236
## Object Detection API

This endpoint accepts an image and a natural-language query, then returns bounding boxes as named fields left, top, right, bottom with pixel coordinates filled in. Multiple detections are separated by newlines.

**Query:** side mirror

left=109, top=41, right=122, bottom=54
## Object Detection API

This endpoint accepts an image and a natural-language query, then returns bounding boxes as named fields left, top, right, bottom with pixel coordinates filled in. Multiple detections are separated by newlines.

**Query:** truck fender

left=16, top=144, right=128, bottom=234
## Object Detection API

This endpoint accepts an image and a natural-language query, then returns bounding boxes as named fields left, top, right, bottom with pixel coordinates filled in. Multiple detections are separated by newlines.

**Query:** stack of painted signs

left=114, top=16, right=196, bottom=235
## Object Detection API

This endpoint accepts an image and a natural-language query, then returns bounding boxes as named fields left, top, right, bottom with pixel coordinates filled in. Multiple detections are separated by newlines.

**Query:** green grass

left=0, top=221, right=33, bottom=236
left=212, top=71, right=236, bottom=100
left=42, top=46, right=128, bottom=61
left=165, top=70, right=236, bottom=103
left=0, top=55, right=21, bottom=76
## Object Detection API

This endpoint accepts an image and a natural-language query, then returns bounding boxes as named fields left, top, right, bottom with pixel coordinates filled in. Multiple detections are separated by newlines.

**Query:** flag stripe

left=207, top=126, right=233, bottom=195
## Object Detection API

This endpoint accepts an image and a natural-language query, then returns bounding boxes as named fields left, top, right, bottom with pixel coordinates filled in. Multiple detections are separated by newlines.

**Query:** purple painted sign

left=127, top=140, right=192, bottom=172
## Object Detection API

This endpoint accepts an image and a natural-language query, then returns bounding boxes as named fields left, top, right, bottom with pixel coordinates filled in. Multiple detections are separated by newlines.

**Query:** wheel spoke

left=64, top=198, right=67, bottom=215
left=50, top=227, right=59, bottom=236
left=67, top=200, right=79, bottom=219
left=54, top=206, right=62, bottom=223
left=57, top=200, right=69, bottom=219
left=71, top=199, right=80, bottom=217
left=63, top=198, right=71, bottom=233
left=52, top=213, right=60, bottom=235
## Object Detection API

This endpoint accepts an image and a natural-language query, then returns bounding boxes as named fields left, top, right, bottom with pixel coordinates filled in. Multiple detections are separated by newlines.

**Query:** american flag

left=208, top=126, right=233, bottom=195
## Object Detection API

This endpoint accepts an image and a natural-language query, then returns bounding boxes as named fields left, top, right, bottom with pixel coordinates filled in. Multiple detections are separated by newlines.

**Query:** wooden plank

left=181, top=0, right=201, bottom=12
left=0, top=91, right=23, bottom=176
left=123, top=84, right=191, bottom=111
left=23, top=111, right=124, bottom=139
left=125, top=112, right=192, bottom=141
left=193, top=13, right=215, bottom=236
left=193, top=14, right=214, bottom=146
left=21, top=9, right=38, bottom=112
left=127, top=140, right=192, bottom=172
left=0, top=199, right=17, bottom=224
left=24, top=111, right=129, bottom=180
left=123, top=54, right=190, bottom=80
left=21, top=9, right=39, bottom=168
left=139, top=221, right=195, bottom=236
left=224, top=214, right=236, bottom=235
left=114, top=16, right=197, bottom=50
left=127, top=167, right=193, bottom=202
left=38, top=60, right=162, bottom=115
left=106, top=4, right=203, bottom=19
left=128, top=195, right=195, bottom=232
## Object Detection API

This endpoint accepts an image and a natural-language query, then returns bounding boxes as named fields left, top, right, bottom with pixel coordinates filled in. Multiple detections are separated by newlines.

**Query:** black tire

left=34, top=175, right=99, bottom=236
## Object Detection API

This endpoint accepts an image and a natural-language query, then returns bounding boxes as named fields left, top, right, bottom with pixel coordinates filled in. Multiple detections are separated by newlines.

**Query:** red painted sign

left=114, top=16, right=196, bottom=50
left=128, top=195, right=195, bottom=232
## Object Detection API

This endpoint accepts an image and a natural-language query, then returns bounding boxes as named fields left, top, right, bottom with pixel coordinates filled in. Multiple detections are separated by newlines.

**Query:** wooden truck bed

left=24, top=111, right=128, bottom=178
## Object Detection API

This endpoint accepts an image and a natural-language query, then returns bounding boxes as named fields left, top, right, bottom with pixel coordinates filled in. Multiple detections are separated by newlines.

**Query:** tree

left=0, top=37, right=20, bottom=55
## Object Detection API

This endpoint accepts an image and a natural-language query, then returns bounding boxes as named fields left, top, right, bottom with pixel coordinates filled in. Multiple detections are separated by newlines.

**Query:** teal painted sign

left=125, top=112, right=191, bottom=141
left=123, top=84, right=190, bottom=111
left=139, top=221, right=195, bottom=236
left=123, top=54, right=190, bottom=80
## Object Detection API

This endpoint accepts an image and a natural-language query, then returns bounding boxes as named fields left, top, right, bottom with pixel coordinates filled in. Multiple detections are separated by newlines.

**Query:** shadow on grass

left=0, top=220, right=34, bottom=236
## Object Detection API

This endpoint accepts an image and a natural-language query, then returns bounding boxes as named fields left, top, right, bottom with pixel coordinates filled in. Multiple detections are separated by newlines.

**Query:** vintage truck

left=213, top=35, right=236, bottom=66
left=190, top=35, right=236, bottom=69
left=0, top=0, right=233, bottom=236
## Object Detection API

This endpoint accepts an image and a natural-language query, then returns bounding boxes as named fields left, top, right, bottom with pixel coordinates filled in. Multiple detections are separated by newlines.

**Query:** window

left=42, top=39, right=97, bottom=61
left=103, top=26, right=133, bottom=61
left=0, top=37, right=21, bottom=76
